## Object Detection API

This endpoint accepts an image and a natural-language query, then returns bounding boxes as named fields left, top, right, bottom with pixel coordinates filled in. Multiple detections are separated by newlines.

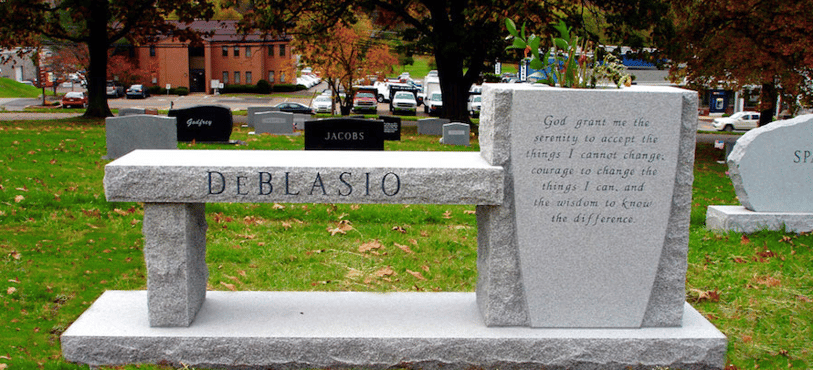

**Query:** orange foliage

left=294, top=18, right=398, bottom=113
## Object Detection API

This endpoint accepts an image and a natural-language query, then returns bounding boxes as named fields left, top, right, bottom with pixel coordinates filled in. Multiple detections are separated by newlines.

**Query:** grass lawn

left=0, top=118, right=810, bottom=370
left=0, top=78, right=45, bottom=99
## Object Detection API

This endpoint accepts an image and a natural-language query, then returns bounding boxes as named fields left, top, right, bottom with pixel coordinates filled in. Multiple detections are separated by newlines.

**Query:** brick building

left=128, top=20, right=296, bottom=93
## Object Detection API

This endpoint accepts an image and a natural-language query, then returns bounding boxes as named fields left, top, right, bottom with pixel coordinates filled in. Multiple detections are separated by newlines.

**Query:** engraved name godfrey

left=510, top=90, right=683, bottom=327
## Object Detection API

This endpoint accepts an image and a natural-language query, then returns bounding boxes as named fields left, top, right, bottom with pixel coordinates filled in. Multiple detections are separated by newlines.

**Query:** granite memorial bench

left=103, top=149, right=504, bottom=327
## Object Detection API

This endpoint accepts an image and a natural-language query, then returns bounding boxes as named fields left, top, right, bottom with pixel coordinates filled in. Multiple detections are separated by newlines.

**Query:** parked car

left=125, top=84, right=150, bottom=99
left=106, top=81, right=124, bottom=98
left=352, top=91, right=378, bottom=113
left=468, top=95, right=482, bottom=117
left=274, top=102, right=314, bottom=115
left=425, top=92, right=443, bottom=115
left=391, top=91, right=417, bottom=115
left=712, top=111, right=761, bottom=131
left=61, top=91, right=87, bottom=109
left=312, top=95, right=333, bottom=114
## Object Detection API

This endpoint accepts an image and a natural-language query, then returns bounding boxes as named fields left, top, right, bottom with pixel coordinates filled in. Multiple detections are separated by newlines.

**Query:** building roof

left=173, top=20, right=290, bottom=43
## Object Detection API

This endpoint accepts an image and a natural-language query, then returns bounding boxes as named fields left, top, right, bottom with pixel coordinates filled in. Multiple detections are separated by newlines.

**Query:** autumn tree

left=665, top=0, right=813, bottom=125
left=240, top=0, right=574, bottom=122
left=294, top=18, right=398, bottom=115
left=0, top=0, right=215, bottom=118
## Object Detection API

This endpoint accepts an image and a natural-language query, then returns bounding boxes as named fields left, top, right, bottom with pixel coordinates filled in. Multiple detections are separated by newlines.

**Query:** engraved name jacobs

left=207, top=171, right=401, bottom=197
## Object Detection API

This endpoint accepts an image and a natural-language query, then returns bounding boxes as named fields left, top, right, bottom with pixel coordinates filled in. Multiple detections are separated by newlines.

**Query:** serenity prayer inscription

left=509, top=88, right=683, bottom=328
left=525, top=115, right=666, bottom=227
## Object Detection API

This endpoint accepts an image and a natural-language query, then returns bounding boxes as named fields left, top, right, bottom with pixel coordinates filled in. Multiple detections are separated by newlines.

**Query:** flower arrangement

left=505, top=19, right=632, bottom=88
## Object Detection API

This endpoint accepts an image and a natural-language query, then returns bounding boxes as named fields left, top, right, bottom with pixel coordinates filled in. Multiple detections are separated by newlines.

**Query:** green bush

left=272, top=83, right=305, bottom=92
left=146, top=85, right=189, bottom=96
left=256, top=80, right=272, bottom=94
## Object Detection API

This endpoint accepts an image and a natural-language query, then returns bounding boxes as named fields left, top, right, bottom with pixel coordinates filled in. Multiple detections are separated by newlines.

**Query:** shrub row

left=147, top=86, right=189, bottom=96
left=219, top=80, right=306, bottom=94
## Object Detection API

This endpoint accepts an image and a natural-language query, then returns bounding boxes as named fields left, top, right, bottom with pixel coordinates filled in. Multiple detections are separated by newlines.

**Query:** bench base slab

left=62, top=291, right=726, bottom=369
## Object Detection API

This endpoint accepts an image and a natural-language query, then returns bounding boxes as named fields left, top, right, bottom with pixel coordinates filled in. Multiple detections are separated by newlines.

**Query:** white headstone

left=727, top=114, right=813, bottom=212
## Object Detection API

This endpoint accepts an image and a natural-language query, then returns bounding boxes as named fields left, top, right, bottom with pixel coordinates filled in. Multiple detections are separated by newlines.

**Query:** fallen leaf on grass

left=395, top=243, right=414, bottom=254
left=740, top=235, right=750, bottom=245
left=753, top=275, right=781, bottom=287
left=359, top=240, right=383, bottom=252
left=406, top=269, right=426, bottom=280
left=272, top=203, right=286, bottom=210
left=688, top=288, right=720, bottom=303
left=327, top=220, right=353, bottom=236
left=741, top=335, right=752, bottom=343
left=220, top=282, right=236, bottom=291
left=442, top=210, right=452, bottom=219
left=796, top=295, right=811, bottom=303
left=463, top=210, right=476, bottom=215
left=282, top=221, right=292, bottom=229
left=345, top=268, right=363, bottom=279
left=732, top=257, right=747, bottom=263
left=392, top=226, right=407, bottom=233
left=14, top=195, right=24, bottom=203
left=374, top=266, right=395, bottom=277
left=350, top=204, right=361, bottom=210
left=10, top=251, right=21, bottom=260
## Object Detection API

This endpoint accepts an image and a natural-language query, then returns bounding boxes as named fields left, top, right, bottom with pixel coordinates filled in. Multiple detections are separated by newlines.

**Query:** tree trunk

left=82, top=0, right=113, bottom=118
left=758, top=82, right=777, bottom=127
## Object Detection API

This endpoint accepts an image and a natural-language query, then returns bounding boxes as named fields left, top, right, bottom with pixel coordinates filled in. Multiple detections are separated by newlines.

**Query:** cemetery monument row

left=62, top=84, right=726, bottom=370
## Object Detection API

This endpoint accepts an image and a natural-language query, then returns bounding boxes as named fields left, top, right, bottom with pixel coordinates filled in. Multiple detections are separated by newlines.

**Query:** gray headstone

left=418, top=118, right=449, bottom=135
left=105, top=115, right=177, bottom=160
left=727, top=114, right=813, bottom=212
left=254, top=111, right=294, bottom=135
left=247, top=106, right=279, bottom=128
left=442, top=122, right=470, bottom=146
left=477, top=84, right=697, bottom=328
left=119, top=108, right=146, bottom=116
left=293, top=114, right=310, bottom=130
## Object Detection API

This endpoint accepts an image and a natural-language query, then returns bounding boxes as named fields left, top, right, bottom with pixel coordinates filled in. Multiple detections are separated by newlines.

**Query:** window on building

left=245, top=46, right=251, bottom=57
left=268, top=45, right=274, bottom=57
left=268, top=71, right=275, bottom=83
left=222, top=46, right=228, bottom=57
left=149, top=45, right=156, bottom=57
left=279, top=45, right=285, bottom=57
left=222, top=71, right=228, bottom=84
left=245, top=71, right=252, bottom=84
left=233, top=46, right=240, bottom=57
left=234, top=71, right=240, bottom=84
left=280, top=71, right=285, bottom=83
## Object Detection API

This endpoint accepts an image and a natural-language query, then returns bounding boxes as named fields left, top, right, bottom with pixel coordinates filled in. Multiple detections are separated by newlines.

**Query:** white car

left=712, top=111, right=761, bottom=131
left=391, top=91, right=417, bottom=115
left=424, top=92, right=443, bottom=115
left=468, top=95, right=482, bottom=117
left=313, top=95, right=333, bottom=114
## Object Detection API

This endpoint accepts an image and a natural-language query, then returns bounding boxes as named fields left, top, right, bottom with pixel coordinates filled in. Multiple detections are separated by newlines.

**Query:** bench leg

left=142, top=203, right=208, bottom=327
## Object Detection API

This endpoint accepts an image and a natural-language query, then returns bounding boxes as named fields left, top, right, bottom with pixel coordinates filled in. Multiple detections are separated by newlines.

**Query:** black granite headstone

left=379, top=115, right=401, bottom=141
left=168, top=105, right=233, bottom=142
left=304, top=118, right=384, bottom=151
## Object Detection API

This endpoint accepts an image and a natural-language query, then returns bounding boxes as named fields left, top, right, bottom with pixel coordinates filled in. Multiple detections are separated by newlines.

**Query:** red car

left=61, top=91, right=87, bottom=108
left=352, top=91, right=378, bottom=113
